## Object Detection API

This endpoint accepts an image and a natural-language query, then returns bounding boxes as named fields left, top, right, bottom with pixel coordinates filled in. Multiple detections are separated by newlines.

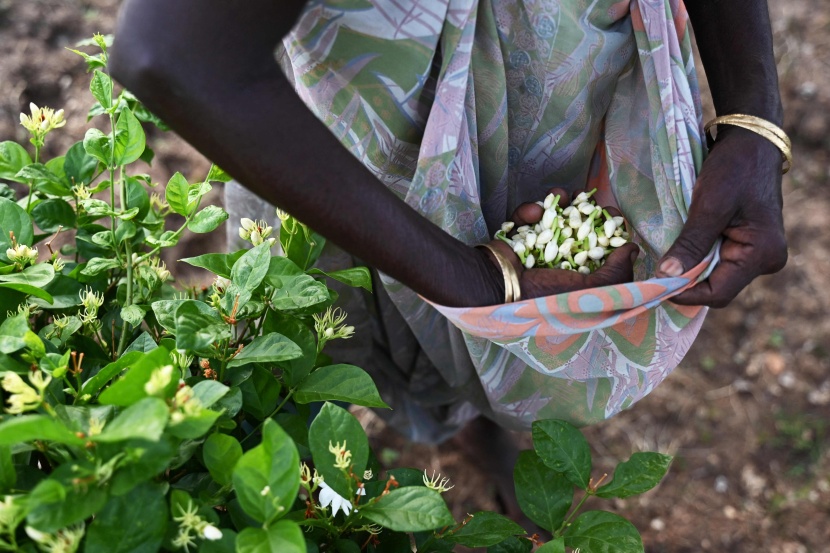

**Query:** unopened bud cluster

left=495, top=190, right=630, bottom=274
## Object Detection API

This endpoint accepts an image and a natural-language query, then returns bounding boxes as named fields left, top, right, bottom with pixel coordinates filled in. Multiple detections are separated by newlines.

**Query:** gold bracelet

left=704, top=114, right=792, bottom=174
left=477, top=243, right=521, bottom=303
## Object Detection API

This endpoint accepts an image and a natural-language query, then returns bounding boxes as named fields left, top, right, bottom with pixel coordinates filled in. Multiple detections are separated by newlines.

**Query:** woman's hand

left=655, top=128, right=787, bottom=307
left=479, top=188, right=640, bottom=302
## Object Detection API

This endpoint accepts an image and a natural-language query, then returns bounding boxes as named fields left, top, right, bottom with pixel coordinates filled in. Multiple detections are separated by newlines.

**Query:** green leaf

left=80, top=350, right=143, bottom=397
left=236, top=521, right=305, bottom=553
left=191, top=380, right=229, bottom=408
left=64, top=140, right=99, bottom=186
left=31, top=198, right=76, bottom=233
left=27, top=473, right=107, bottom=533
left=90, top=69, right=114, bottom=110
left=0, top=197, right=34, bottom=262
left=0, top=415, right=84, bottom=446
left=487, top=536, right=535, bottom=553
left=16, top=163, right=64, bottom=189
left=266, top=258, right=330, bottom=311
left=97, top=348, right=175, bottom=405
left=125, top=176, right=150, bottom=220
left=308, top=267, right=372, bottom=292
left=94, top=397, right=170, bottom=442
left=187, top=181, right=211, bottom=207
left=360, top=487, right=454, bottom=532
left=203, top=433, right=242, bottom=486
left=227, top=333, right=302, bottom=368
left=308, top=402, right=368, bottom=498
left=237, top=366, right=281, bottom=420
left=120, top=304, right=146, bottom=327
left=231, top=243, right=272, bottom=294
left=262, top=311, right=316, bottom=387
left=188, top=205, right=228, bottom=233
left=125, top=332, right=158, bottom=353
left=445, top=512, right=526, bottom=548
left=179, top=250, right=245, bottom=279
left=0, top=445, right=13, bottom=491
left=115, top=221, right=137, bottom=244
left=232, top=419, right=300, bottom=524
left=165, top=172, right=190, bottom=216
left=151, top=299, right=216, bottom=335
left=564, top=511, right=644, bottom=553
left=595, top=452, right=672, bottom=499
left=206, top=164, right=231, bottom=183
left=80, top=256, right=121, bottom=276
left=168, top=408, right=222, bottom=440
left=83, top=127, right=112, bottom=165
left=534, top=537, right=565, bottom=553
left=84, top=482, right=167, bottom=553
left=0, top=282, right=53, bottom=303
left=532, top=419, right=592, bottom=489
left=513, top=450, right=573, bottom=532
left=294, top=364, right=389, bottom=408
left=0, top=263, right=55, bottom=288
left=0, top=141, right=32, bottom=182
left=112, top=107, right=146, bottom=166
left=175, top=301, right=231, bottom=351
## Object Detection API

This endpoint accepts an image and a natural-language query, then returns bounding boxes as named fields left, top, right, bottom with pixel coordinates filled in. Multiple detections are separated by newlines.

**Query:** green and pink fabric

left=280, top=0, right=713, bottom=431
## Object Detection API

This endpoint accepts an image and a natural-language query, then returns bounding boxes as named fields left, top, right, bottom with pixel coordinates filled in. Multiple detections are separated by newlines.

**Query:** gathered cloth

left=226, top=0, right=713, bottom=443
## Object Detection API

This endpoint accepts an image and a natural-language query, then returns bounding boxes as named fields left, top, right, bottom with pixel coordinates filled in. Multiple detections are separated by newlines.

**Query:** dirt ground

left=1, top=1, right=828, bottom=551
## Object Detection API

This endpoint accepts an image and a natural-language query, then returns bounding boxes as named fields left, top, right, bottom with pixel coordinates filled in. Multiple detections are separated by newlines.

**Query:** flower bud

left=574, top=192, right=589, bottom=204
left=578, top=202, right=595, bottom=215
left=524, top=232, right=537, bottom=249
left=536, top=229, right=553, bottom=246
left=561, top=227, right=573, bottom=238
left=573, top=251, right=588, bottom=266
left=577, top=266, right=591, bottom=275
left=512, top=242, right=526, bottom=255
left=202, top=525, right=222, bottom=541
left=544, top=241, right=557, bottom=263
left=560, top=261, right=572, bottom=270
left=609, top=237, right=628, bottom=248
left=500, top=221, right=515, bottom=234
left=588, top=231, right=597, bottom=249
left=524, top=254, right=535, bottom=269
left=603, top=219, right=617, bottom=238
left=541, top=209, right=556, bottom=229
left=558, top=239, right=574, bottom=256
left=516, top=225, right=530, bottom=234
left=613, top=216, right=624, bottom=227
left=543, top=193, right=556, bottom=209
left=569, top=211, right=582, bottom=229
left=562, top=206, right=574, bottom=216
left=598, top=235, right=610, bottom=247
left=576, top=222, right=592, bottom=241
left=587, top=246, right=605, bottom=260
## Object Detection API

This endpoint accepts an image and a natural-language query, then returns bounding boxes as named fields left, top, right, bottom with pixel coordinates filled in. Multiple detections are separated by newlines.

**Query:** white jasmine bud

left=516, top=225, right=530, bottom=234
left=558, top=239, right=574, bottom=256
left=577, top=222, right=592, bottom=241
left=500, top=221, right=515, bottom=234
left=536, top=229, right=553, bottom=246
left=574, top=192, right=589, bottom=204
left=613, top=216, right=624, bottom=227
left=6, top=244, right=38, bottom=267
left=578, top=202, right=595, bottom=215
left=524, top=254, right=535, bottom=269
left=541, top=209, right=556, bottom=229
left=569, top=211, right=582, bottom=229
left=574, top=251, right=588, bottom=266
left=561, top=227, right=573, bottom=238
left=588, top=231, right=597, bottom=249
left=560, top=261, right=573, bottom=270
left=609, top=237, right=628, bottom=248
left=543, top=193, right=556, bottom=209
left=588, top=247, right=605, bottom=260
left=598, top=235, right=610, bottom=247
left=544, top=241, right=557, bottom=263
left=603, top=219, right=617, bottom=237
left=202, top=525, right=222, bottom=541
left=512, top=242, right=526, bottom=255
left=577, top=266, right=591, bottom=275
left=562, top=206, right=574, bottom=216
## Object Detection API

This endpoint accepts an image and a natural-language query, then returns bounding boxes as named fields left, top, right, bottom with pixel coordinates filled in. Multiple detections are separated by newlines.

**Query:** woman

left=109, top=0, right=787, bottom=444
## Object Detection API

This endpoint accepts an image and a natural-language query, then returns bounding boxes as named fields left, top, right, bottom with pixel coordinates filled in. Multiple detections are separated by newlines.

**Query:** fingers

left=670, top=229, right=787, bottom=307
left=655, top=198, right=730, bottom=278
left=510, top=202, right=543, bottom=227
left=587, top=243, right=639, bottom=287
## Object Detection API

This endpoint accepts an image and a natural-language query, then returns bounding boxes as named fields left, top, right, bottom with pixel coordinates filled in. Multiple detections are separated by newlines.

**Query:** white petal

left=525, top=254, right=535, bottom=269
left=578, top=266, right=591, bottom=274
left=603, top=219, right=617, bottom=238
left=609, top=237, right=628, bottom=248
left=544, top=193, right=556, bottom=209
left=588, top=247, right=605, bottom=260
left=544, top=241, right=557, bottom=263
left=537, top=229, right=553, bottom=245
left=574, top=251, right=588, bottom=266
left=541, top=209, right=556, bottom=229
left=588, top=231, right=597, bottom=249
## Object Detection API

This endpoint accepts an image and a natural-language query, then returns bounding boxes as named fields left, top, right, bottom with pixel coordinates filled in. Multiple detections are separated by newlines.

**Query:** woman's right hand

left=478, top=188, right=640, bottom=303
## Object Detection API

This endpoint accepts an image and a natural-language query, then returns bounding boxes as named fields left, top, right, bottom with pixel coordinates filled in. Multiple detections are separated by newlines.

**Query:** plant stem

left=116, top=165, right=134, bottom=357
left=240, top=388, right=296, bottom=446
left=555, top=490, right=592, bottom=537
left=25, top=144, right=40, bottom=212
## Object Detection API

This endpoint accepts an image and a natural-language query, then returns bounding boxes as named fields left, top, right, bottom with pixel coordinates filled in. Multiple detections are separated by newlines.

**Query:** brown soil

left=2, top=1, right=828, bottom=552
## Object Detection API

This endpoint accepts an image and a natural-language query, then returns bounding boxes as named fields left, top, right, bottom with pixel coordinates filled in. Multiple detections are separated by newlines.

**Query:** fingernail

left=658, top=257, right=684, bottom=277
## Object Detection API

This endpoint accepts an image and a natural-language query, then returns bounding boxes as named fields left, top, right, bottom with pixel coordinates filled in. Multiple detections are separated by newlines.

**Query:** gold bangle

left=704, top=114, right=792, bottom=174
left=477, top=243, right=521, bottom=303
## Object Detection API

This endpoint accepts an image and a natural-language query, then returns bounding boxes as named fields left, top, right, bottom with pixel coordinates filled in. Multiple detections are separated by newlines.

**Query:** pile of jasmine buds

left=494, top=189, right=630, bottom=274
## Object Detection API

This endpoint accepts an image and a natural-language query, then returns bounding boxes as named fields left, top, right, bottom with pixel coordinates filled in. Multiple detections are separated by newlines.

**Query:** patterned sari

left=228, top=0, right=713, bottom=442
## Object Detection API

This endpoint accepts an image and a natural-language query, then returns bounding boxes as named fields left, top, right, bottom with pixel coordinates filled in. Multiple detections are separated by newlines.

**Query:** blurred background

left=0, top=1, right=828, bottom=551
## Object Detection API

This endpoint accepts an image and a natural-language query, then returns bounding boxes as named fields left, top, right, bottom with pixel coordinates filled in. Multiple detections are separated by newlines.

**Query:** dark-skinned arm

left=656, top=0, right=788, bottom=307
left=109, top=0, right=636, bottom=307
